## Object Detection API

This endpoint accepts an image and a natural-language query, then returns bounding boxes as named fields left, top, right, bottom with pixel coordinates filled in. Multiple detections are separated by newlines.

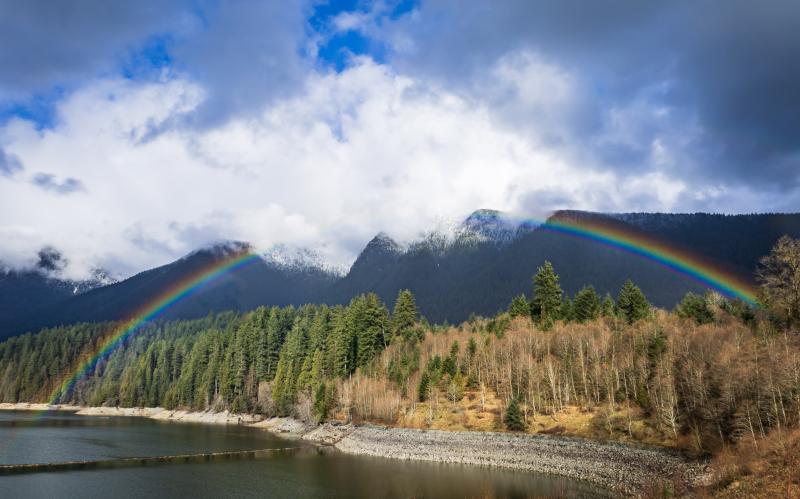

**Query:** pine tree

left=467, top=337, right=477, bottom=358
left=573, top=286, right=601, bottom=323
left=675, top=292, right=715, bottom=324
left=560, top=297, right=574, bottom=323
left=332, top=309, right=355, bottom=377
left=296, top=354, right=313, bottom=390
left=257, top=308, right=282, bottom=381
left=504, top=397, right=527, bottom=431
left=531, top=261, right=563, bottom=325
left=508, top=294, right=531, bottom=318
left=313, top=382, right=329, bottom=423
left=601, top=293, right=615, bottom=317
left=309, top=348, right=325, bottom=387
left=392, top=289, right=418, bottom=339
left=418, top=371, right=430, bottom=402
left=616, top=279, right=651, bottom=324
left=353, top=293, right=389, bottom=368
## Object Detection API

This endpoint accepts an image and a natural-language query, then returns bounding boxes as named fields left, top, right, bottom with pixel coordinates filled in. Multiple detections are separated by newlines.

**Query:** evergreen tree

left=257, top=308, right=282, bottom=381
left=442, top=341, right=459, bottom=376
left=309, top=348, right=325, bottom=387
left=616, top=279, right=651, bottom=324
left=331, top=308, right=355, bottom=377
left=353, top=293, right=390, bottom=368
left=417, top=371, right=430, bottom=402
left=504, top=397, right=527, bottom=431
left=675, top=292, right=715, bottom=324
left=313, top=382, right=329, bottom=423
left=531, top=261, right=563, bottom=326
left=391, top=289, right=418, bottom=339
left=573, top=286, right=601, bottom=323
left=507, top=294, right=531, bottom=318
left=560, top=297, right=574, bottom=323
left=601, top=293, right=615, bottom=317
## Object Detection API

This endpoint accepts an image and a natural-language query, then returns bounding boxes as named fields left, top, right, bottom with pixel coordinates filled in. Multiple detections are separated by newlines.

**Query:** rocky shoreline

left=304, top=423, right=707, bottom=496
left=1, top=403, right=706, bottom=495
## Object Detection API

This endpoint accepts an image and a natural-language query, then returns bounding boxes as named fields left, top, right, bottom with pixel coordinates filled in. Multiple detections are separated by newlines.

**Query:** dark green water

left=0, top=411, right=609, bottom=498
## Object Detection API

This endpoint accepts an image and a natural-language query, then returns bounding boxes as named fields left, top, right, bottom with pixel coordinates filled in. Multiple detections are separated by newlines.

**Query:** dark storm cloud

left=387, top=0, right=800, bottom=188
left=36, top=246, right=67, bottom=273
left=0, top=0, right=192, bottom=98
left=0, top=147, right=23, bottom=176
left=0, top=0, right=311, bottom=126
left=31, top=173, right=86, bottom=194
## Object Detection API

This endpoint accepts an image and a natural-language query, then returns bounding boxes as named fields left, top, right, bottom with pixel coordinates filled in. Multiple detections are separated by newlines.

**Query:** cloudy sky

left=1, top=0, right=798, bottom=279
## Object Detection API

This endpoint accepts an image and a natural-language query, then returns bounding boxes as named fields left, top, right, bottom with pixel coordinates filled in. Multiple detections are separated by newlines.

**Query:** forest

left=0, top=236, right=798, bottom=464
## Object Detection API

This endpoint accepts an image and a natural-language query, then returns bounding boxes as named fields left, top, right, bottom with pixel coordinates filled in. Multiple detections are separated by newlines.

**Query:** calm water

left=0, top=411, right=609, bottom=498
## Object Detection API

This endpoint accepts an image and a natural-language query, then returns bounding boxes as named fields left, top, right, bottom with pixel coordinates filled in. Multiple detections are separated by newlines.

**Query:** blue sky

left=0, top=0, right=798, bottom=278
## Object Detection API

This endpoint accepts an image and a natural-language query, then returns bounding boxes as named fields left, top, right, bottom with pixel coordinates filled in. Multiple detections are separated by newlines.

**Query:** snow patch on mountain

left=262, top=244, right=346, bottom=276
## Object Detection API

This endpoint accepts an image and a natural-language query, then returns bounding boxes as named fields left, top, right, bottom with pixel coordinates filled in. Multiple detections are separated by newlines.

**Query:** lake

left=0, top=410, right=609, bottom=498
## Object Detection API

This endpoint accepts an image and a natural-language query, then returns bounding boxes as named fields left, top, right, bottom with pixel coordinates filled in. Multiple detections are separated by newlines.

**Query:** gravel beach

left=304, top=423, right=706, bottom=496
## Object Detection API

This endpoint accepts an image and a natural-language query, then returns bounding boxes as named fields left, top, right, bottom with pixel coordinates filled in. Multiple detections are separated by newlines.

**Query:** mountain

left=1, top=242, right=337, bottom=340
left=326, top=210, right=800, bottom=320
left=0, top=259, right=116, bottom=334
left=2, top=210, right=799, bottom=339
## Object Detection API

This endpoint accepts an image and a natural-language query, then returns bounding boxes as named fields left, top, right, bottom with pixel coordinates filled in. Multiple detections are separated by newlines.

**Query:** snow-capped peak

left=261, top=244, right=345, bottom=275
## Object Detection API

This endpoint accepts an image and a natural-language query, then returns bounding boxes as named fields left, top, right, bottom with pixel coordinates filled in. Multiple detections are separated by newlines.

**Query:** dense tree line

left=510, top=260, right=651, bottom=328
left=0, top=291, right=418, bottom=422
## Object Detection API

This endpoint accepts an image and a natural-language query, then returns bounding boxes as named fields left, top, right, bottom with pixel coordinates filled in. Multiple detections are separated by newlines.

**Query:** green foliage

left=485, top=316, right=510, bottom=338
left=386, top=341, right=420, bottom=396
left=720, top=299, right=756, bottom=325
left=601, top=293, right=615, bottom=317
left=675, top=292, right=715, bottom=324
left=504, top=397, right=527, bottom=431
left=531, top=261, right=563, bottom=326
left=441, top=341, right=459, bottom=377
left=391, top=289, right=418, bottom=339
left=616, top=279, right=651, bottom=324
left=417, top=371, right=430, bottom=402
left=573, top=286, right=601, bottom=323
left=313, top=382, right=331, bottom=423
left=560, top=297, right=574, bottom=323
left=507, top=294, right=531, bottom=318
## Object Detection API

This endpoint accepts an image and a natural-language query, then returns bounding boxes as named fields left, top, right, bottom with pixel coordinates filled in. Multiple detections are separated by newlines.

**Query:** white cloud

left=0, top=54, right=783, bottom=280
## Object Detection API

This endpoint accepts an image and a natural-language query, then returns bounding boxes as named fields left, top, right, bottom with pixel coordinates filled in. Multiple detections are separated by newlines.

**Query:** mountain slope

left=2, top=210, right=799, bottom=338
left=0, top=263, right=116, bottom=335
left=2, top=243, right=337, bottom=340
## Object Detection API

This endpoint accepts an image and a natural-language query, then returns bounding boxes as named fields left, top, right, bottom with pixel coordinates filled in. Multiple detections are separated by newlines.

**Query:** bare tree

left=758, top=235, right=800, bottom=328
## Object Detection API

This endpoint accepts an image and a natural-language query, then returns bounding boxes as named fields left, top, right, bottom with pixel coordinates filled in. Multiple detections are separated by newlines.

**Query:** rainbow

left=46, top=214, right=759, bottom=404
left=492, top=211, right=758, bottom=304
left=47, top=249, right=261, bottom=404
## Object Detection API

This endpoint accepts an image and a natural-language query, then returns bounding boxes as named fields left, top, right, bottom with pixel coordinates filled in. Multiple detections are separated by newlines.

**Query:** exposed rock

left=249, top=417, right=311, bottom=436
left=303, top=422, right=355, bottom=445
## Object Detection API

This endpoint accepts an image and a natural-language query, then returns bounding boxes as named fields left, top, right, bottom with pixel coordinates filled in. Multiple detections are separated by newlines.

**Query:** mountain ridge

left=2, top=209, right=799, bottom=339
